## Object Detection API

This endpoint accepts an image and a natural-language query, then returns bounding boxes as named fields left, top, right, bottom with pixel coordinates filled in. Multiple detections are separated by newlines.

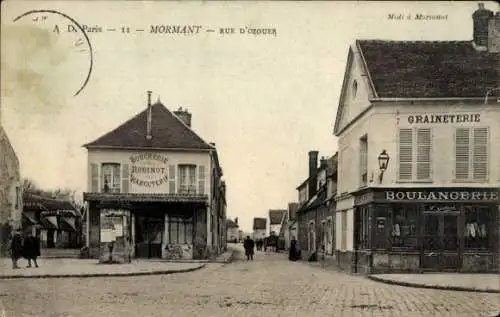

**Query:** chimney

left=146, top=91, right=152, bottom=140
left=308, top=151, right=319, bottom=199
left=472, top=3, right=494, bottom=49
left=174, top=106, right=192, bottom=127
left=488, top=11, right=500, bottom=53
left=320, top=156, right=328, bottom=169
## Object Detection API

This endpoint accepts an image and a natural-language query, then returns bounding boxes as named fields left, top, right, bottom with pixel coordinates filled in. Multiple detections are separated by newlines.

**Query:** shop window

left=169, top=216, right=193, bottom=244
left=357, top=207, right=370, bottom=249
left=374, top=206, right=390, bottom=250
left=464, top=206, right=490, bottom=251
left=340, top=211, right=347, bottom=251
left=101, top=163, right=121, bottom=193
left=391, top=204, right=418, bottom=249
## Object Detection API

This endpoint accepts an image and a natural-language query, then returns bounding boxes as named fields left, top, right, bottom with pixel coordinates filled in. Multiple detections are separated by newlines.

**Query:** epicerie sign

left=129, top=153, right=169, bottom=187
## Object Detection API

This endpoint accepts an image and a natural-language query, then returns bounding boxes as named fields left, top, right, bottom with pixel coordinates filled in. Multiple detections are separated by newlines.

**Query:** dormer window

left=352, top=80, right=358, bottom=100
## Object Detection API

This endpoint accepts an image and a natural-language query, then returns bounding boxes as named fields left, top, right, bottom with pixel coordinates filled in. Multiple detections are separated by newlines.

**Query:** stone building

left=296, top=152, right=337, bottom=260
left=333, top=4, right=500, bottom=273
left=283, top=202, right=298, bottom=250
left=226, top=218, right=239, bottom=243
left=252, top=217, right=266, bottom=240
left=0, top=111, right=22, bottom=254
left=83, top=91, right=226, bottom=262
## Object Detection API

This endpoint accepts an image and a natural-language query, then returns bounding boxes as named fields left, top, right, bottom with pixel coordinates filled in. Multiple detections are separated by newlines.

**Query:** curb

left=0, top=264, right=205, bottom=280
left=367, top=275, right=500, bottom=294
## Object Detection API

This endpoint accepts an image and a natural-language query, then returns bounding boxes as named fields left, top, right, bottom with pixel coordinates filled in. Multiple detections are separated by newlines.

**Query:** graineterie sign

left=385, top=190, right=499, bottom=202
left=407, top=113, right=481, bottom=124
left=129, top=153, right=169, bottom=187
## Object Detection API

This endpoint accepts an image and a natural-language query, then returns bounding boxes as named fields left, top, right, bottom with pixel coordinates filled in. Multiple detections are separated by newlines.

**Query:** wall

left=0, top=125, right=22, bottom=254
left=227, top=227, right=239, bottom=242
left=87, top=149, right=211, bottom=195
left=252, top=229, right=266, bottom=240
left=269, top=224, right=281, bottom=235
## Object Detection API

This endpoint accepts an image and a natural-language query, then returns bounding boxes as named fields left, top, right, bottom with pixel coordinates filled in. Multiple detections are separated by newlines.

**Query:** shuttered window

left=121, top=164, right=129, bottom=193
left=359, top=136, right=368, bottom=187
left=168, top=165, right=176, bottom=194
left=198, top=165, right=206, bottom=195
left=91, top=163, right=99, bottom=192
left=455, top=127, right=489, bottom=181
left=398, top=128, right=432, bottom=181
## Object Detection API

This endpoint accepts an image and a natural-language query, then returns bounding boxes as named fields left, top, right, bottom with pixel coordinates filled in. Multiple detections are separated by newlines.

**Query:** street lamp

left=378, top=149, right=390, bottom=183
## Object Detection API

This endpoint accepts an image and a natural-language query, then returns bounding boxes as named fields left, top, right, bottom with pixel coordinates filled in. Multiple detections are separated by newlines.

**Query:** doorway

left=135, top=215, right=164, bottom=258
left=421, top=212, right=460, bottom=271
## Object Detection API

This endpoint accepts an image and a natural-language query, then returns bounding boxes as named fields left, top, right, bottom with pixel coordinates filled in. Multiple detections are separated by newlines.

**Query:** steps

left=40, top=248, right=81, bottom=259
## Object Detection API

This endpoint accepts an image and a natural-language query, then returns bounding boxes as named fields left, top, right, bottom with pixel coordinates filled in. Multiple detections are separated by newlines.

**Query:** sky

left=1, top=1, right=498, bottom=233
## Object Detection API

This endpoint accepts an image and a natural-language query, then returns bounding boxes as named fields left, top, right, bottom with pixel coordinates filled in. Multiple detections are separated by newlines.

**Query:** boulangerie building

left=83, top=91, right=227, bottom=262
left=333, top=4, right=499, bottom=273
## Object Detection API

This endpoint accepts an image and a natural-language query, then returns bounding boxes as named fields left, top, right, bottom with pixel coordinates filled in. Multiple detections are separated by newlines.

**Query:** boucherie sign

left=129, top=153, right=169, bottom=187
left=386, top=190, right=499, bottom=202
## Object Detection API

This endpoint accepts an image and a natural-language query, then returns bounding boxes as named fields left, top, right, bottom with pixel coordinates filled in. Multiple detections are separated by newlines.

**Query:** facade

left=296, top=152, right=337, bottom=260
left=226, top=218, right=239, bottom=243
left=0, top=123, right=22, bottom=255
left=23, top=193, right=82, bottom=249
left=83, top=91, right=226, bottom=262
left=333, top=6, right=500, bottom=273
left=252, top=217, right=266, bottom=240
left=269, top=209, right=286, bottom=236
left=284, top=202, right=298, bottom=250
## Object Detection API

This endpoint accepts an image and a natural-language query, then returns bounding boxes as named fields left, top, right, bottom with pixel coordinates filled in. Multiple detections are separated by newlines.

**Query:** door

left=421, top=213, right=460, bottom=271
left=135, top=216, right=164, bottom=258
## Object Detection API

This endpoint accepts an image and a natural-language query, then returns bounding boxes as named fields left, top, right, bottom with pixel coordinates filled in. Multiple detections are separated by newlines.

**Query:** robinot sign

left=385, top=190, right=498, bottom=202
left=129, top=153, right=169, bottom=187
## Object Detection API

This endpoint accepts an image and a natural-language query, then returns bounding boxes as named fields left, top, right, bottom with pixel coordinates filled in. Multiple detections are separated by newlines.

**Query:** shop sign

left=129, top=153, right=169, bottom=187
left=385, top=190, right=499, bottom=202
left=407, top=113, right=481, bottom=124
left=423, top=205, right=460, bottom=215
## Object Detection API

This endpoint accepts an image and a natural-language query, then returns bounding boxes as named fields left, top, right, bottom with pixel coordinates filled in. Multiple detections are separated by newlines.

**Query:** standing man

left=243, top=235, right=255, bottom=261
left=8, top=229, right=23, bottom=269
left=23, top=232, right=41, bottom=268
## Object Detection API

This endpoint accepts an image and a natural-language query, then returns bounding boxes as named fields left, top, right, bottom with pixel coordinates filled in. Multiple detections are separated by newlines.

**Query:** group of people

left=7, top=230, right=41, bottom=269
left=242, top=235, right=301, bottom=262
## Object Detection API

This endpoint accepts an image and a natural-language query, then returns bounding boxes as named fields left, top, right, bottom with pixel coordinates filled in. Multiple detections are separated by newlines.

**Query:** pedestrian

left=23, top=232, right=41, bottom=268
left=289, top=237, right=300, bottom=261
left=243, top=235, right=255, bottom=260
left=8, top=229, right=23, bottom=269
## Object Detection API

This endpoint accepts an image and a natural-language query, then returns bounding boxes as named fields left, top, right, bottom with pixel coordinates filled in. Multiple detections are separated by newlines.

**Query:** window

left=455, top=127, right=489, bottom=181
left=198, top=166, right=206, bottom=195
left=398, top=128, right=432, bottom=181
left=178, top=165, right=197, bottom=194
left=308, top=221, right=315, bottom=252
left=101, top=163, right=120, bottom=193
left=464, top=206, right=490, bottom=251
left=169, top=216, right=193, bottom=244
left=359, top=135, right=368, bottom=187
left=391, top=204, right=418, bottom=249
left=374, top=206, right=390, bottom=250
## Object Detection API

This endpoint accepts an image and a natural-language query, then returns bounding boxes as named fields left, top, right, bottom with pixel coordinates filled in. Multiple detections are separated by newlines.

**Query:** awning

left=83, top=192, right=209, bottom=204
left=62, top=217, right=76, bottom=231
left=58, top=217, right=77, bottom=231
left=40, top=216, right=58, bottom=229
left=22, top=213, right=37, bottom=225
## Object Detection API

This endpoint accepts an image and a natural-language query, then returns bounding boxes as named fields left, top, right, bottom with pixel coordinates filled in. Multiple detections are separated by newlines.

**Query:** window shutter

left=198, top=165, right=206, bottom=195
left=91, top=163, right=99, bottom=192
left=455, top=128, right=470, bottom=180
left=473, top=127, right=488, bottom=180
left=121, top=164, right=129, bottom=193
left=416, top=128, right=431, bottom=180
left=168, top=165, right=176, bottom=194
left=398, top=129, right=413, bottom=180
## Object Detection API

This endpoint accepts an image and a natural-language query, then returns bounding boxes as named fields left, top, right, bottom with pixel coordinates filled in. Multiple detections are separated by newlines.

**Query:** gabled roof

left=83, top=102, right=213, bottom=150
left=269, top=209, right=286, bottom=225
left=356, top=40, right=499, bottom=99
left=253, top=217, right=266, bottom=230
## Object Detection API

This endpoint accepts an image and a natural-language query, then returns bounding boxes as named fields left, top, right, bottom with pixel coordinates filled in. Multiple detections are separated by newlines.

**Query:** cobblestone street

left=0, top=246, right=498, bottom=317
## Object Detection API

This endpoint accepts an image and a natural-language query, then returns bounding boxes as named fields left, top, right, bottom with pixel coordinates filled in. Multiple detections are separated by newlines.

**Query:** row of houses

left=281, top=5, right=500, bottom=274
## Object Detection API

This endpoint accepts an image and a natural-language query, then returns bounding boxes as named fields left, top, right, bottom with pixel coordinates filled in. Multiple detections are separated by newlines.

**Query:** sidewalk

left=0, top=258, right=205, bottom=279
left=368, top=273, right=500, bottom=293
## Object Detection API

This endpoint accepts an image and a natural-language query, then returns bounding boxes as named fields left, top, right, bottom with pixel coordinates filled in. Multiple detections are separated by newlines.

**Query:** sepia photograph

left=0, top=1, right=499, bottom=316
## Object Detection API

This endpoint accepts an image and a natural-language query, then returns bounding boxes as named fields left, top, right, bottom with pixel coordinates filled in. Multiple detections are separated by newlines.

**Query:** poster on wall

left=101, top=229, right=116, bottom=243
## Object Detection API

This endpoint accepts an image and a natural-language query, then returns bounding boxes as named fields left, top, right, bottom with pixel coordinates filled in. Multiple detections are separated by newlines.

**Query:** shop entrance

left=421, top=209, right=460, bottom=271
left=135, top=215, right=164, bottom=258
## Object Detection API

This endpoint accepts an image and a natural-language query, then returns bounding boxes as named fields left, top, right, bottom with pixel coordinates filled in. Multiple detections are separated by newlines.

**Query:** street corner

left=0, top=258, right=206, bottom=279
left=367, top=273, right=500, bottom=294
